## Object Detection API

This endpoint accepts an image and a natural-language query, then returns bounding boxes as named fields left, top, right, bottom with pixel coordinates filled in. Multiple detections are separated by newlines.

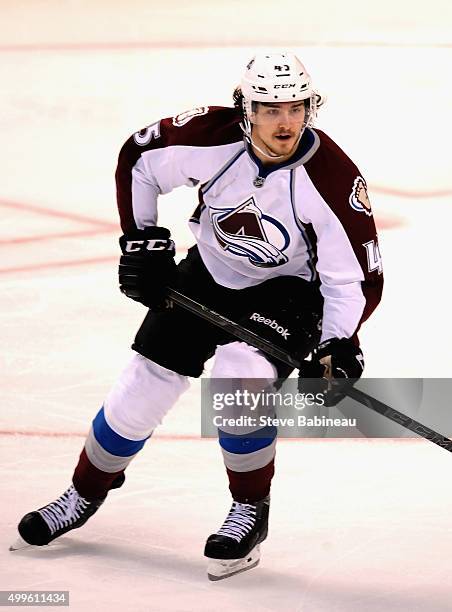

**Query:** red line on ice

left=1, top=227, right=118, bottom=245
left=0, top=429, right=422, bottom=443
left=0, top=250, right=191, bottom=275
left=0, top=41, right=451, bottom=53
left=0, top=255, right=118, bottom=274
left=0, top=199, right=117, bottom=229
left=0, top=429, right=210, bottom=441
left=370, top=185, right=452, bottom=198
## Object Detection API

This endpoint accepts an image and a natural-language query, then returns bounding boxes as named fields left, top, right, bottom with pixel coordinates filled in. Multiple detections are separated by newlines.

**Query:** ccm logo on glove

left=124, top=238, right=175, bottom=253
left=118, top=226, right=176, bottom=310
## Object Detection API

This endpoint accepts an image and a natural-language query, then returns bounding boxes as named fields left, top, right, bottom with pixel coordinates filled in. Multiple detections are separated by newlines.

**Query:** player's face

left=250, top=101, right=306, bottom=163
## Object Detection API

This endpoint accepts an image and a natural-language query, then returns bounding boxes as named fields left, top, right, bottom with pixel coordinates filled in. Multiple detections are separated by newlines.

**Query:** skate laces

left=38, top=485, right=90, bottom=535
left=216, top=501, right=256, bottom=542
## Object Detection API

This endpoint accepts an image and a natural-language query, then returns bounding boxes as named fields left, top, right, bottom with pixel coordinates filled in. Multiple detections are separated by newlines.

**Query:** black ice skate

left=204, top=496, right=270, bottom=580
left=10, top=474, right=125, bottom=551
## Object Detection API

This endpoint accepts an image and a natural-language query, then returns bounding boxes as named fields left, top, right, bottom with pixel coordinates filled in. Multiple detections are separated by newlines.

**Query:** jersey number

left=133, top=121, right=161, bottom=146
left=363, top=240, right=383, bottom=274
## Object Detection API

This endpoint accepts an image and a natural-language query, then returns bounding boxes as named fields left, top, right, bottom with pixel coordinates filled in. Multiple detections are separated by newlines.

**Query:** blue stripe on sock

left=92, top=407, right=149, bottom=457
left=218, top=425, right=277, bottom=454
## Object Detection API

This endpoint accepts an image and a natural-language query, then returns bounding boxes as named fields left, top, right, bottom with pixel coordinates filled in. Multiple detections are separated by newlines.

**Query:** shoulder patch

left=349, top=176, right=372, bottom=216
left=172, top=106, right=209, bottom=127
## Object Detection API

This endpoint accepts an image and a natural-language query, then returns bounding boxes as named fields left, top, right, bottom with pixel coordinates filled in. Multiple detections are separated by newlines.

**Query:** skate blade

left=206, top=545, right=260, bottom=581
left=9, top=536, right=32, bottom=551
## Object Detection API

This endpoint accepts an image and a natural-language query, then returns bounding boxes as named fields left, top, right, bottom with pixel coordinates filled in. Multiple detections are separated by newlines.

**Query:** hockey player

left=13, top=52, right=383, bottom=580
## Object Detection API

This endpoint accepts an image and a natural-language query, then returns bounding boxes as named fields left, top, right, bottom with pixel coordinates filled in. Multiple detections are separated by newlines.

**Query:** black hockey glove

left=298, top=338, right=364, bottom=406
left=118, top=226, right=176, bottom=310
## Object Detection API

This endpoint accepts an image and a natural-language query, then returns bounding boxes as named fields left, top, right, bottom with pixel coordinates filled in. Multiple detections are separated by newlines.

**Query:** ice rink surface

left=1, top=2, right=452, bottom=610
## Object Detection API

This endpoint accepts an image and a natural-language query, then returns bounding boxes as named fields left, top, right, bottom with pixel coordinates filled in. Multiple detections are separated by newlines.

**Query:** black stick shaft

left=167, top=287, right=452, bottom=454
left=346, top=387, right=452, bottom=452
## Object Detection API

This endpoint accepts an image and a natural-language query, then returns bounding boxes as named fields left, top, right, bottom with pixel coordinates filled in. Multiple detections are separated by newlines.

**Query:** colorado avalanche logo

left=210, top=197, right=289, bottom=268
left=349, top=176, right=372, bottom=216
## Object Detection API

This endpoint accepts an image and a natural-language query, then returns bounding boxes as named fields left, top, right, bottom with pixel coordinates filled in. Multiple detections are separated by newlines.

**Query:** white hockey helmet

left=240, top=52, right=322, bottom=136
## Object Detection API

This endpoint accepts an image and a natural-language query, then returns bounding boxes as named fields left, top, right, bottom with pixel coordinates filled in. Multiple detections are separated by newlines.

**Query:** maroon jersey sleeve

left=304, top=129, right=383, bottom=336
left=115, top=106, right=243, bottom=233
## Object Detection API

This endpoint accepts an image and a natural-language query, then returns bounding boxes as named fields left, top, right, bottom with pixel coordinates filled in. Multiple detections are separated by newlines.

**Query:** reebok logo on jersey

left=250, top=313, right=291, bottom=339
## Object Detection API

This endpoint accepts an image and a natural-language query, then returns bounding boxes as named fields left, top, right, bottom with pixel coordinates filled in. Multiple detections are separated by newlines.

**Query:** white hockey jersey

left=116, top=106, right=383, bottom=342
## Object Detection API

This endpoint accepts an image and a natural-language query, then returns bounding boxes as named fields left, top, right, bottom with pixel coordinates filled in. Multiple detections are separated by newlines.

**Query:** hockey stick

left=167, top=288, right=452, bottom=454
